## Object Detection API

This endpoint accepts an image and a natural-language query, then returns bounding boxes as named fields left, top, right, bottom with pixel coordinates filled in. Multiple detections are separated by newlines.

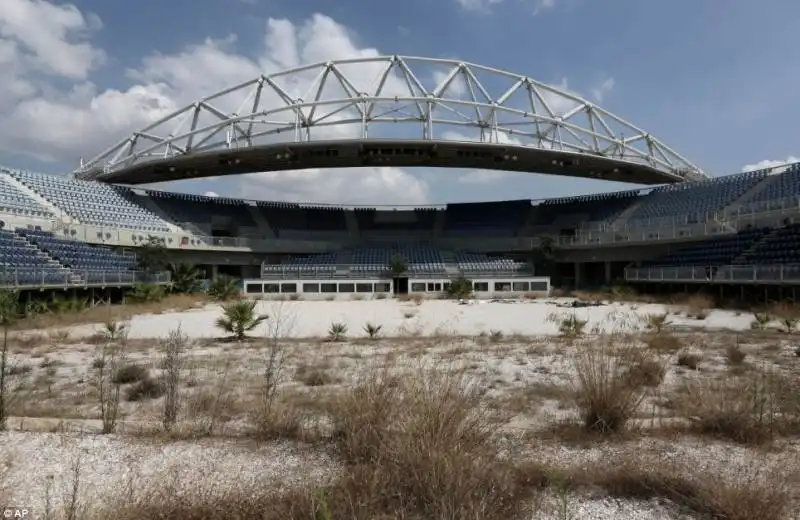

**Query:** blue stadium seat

left=643, top=228, right=769, bottom=267
left=627, top=171, right=767, bottom=225
left=6, top=169, right=171, bottom=232
left=0, top=229, right=71, bottom=285
left=443, top=200, right=529, bottom=237
left=531, top=191, right=639, bottom=227
left=0, top=172, right=55, bottom=218
left=147, top=191, right=258, bottom=229
left=15, top=228, right=137, bottom=284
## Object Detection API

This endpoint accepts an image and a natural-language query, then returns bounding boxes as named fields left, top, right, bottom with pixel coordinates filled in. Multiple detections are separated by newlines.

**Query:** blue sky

left=1, top=0, right=798, bottom=205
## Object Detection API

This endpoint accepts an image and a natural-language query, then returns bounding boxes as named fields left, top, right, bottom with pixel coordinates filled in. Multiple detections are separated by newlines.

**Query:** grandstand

left=0, top=156, right=800, bottom=292
left=2, top=155, right=800, bottom=299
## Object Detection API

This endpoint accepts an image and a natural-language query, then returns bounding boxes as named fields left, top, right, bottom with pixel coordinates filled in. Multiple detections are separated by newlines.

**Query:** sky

left=0, top=0, right=799, bottom=205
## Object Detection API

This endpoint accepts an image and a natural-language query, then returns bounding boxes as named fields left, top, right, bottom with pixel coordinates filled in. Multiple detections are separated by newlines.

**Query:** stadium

left=1, top=56, right=798, bottom=303
left=3, top=45, right=800, bottom=520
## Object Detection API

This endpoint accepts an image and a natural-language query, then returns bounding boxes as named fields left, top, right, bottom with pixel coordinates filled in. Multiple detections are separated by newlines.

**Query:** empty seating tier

left=0, top=229, right=71, bottom=285
left=734, top=224, right=800, bottom=265
left=454, top=250, right=527, bottom=273
left=350, top=244, right=445, bottom=275
left=0, top=173, right=54, bottom=218
left=737, top=163, right=800, bottom=207
left=7, top=169, right=171, bottom=232
left=627, top=171, right=767, bottom=224
left=643, top=228, right=769, bottom=267
left=147, top=191, right=257, bottom=229
left=443, top=200, right=530, bottom=237
left=532, top=191, right=639, bottom=227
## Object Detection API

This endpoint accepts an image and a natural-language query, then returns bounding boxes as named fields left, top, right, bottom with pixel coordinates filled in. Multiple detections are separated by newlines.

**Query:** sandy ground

left=2, top=297, right=798, bottom=519
left=53, top=297, right=758, bottom=340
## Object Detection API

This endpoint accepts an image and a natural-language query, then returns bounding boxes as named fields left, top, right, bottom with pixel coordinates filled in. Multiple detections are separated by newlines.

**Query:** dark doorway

left=393, top=277, right=409, bottom=295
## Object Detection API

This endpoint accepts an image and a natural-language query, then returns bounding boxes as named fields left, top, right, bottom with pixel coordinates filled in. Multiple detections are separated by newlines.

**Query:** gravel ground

left=0, top=431, right=339, bottom=515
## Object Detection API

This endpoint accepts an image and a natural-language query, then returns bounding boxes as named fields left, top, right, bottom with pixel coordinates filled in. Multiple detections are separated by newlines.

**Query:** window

left=356, top=283, right=373, bottom=293
left=374, top=282, right=391, bottom=293
left=302, top=283, right=320, bottom=293
left=494, top=282, right=512, bottom=292
left=264, top=283, right=280, bottom=293
left=245, top=283, right=262, bottom=294
left=512, top=281, right=529, bottom=291
left=473, top=282, right=489, bottom=292
left=338, top=283, right=355, bottom=293
left=411, top=282, right=426, bottom=292
left=280, top=283, right=297, bottom=293
left=529, top=281, right=548, bottom=291
left=321, top=283, right=337, bottom=293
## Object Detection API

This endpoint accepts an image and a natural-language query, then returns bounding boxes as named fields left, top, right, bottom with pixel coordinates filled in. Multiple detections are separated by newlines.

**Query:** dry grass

left=672, top=369, right=800, bottom=444
left=570, top=337, right=658, bottom=433
left=725, top=344, right=747, bottom=366
left=6, top=303, right=800, bottom=519
left=646, top=331, right=683, bottom=353
left=682, top=294, right=714, bottom=319
left=294, top=363, right=336, bottom=387
left=572, top=452, right=797, bottom=520
left=676, top=352, right=701, bottom=369
left=13, top=294, right=209, bottom=330
left=79, top=364, right=543, bottom=520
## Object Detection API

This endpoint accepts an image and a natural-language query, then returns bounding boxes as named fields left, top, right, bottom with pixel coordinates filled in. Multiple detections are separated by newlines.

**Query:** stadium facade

left=1, top=56, right=798, bottom=302
left=1, top=160, right=799, bottom=301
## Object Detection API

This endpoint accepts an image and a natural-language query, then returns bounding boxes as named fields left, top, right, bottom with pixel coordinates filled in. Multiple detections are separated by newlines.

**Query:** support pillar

left=574, top=262, right=582, bottom=290
left=211, top=264, right=219, bottom=281
left=604, top=261, right=612, bottom=285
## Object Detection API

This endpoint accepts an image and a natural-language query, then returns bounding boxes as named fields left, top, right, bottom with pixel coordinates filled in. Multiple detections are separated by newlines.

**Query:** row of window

left=246, top=281, right=392, bottom=294
left=244, top=279, right=549, bottom=294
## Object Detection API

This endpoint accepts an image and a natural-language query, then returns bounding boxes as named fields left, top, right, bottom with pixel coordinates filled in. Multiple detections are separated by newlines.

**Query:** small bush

left=645, top=313, right=669, bottom=333
left=113, top=364, right=147, bottom=384
left=489, top=330, right=503, bottom=343
left=750, top=311, right=773, bottom=331
left=685, top=294, right=713, bottom=319
left=295, top=365, right=334, bottom=387
left=363, top=322, right=382, bottom=339
left=676, top=370, right=796, bottom=444
left=677, top=352, right=701, bottom=370
left=446, top=276, right=473, bottom=299
left=207, top=276, right=240, bottom=301
left=571, top=339, right=652, bottom=433
left=327, top=367, right=538, bottom=519
left=646, top=332, right=683, bottom=353
left=546, top=312, right=587, bottom=338
left=327, top=322, right=348, bottom=342
left=725, top=344, right=747, bottom=366
left=624, top=358, right=666, bottom=388
left=128, top=283, right=166, bottom=303
left=215, top=299, right=268, bottom=341
left=126, top=377, right=166, bottom=401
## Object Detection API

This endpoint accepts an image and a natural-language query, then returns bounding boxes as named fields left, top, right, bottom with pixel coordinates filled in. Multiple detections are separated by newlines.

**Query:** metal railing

left=0, top=269, right=171, bottom=289
left=624, top=264, right=800, bottom=284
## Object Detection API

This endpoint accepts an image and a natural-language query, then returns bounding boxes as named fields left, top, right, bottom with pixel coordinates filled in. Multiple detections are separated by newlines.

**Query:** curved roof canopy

left=74, top=55, right=706, bottom=184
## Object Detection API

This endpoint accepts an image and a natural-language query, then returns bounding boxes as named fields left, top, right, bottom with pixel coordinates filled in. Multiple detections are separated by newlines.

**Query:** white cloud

left=240, top=167, right=430, bottom=205
left=458, top=170, right=512, bottom=184
left=741, top=156, right=799, bottom=173
left=456, top=0, right=556, bottom=14
left=590, top=77, right=615, bottom=102
left=0, top=4, right=426, bottom=203
left=456, top=0, right=503, bottom=12
left=0, top=0, right=105, bottom=79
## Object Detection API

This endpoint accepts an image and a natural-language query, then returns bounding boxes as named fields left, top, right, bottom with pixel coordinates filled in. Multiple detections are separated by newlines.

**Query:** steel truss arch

left=74, top=55, right=706, bottom=183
